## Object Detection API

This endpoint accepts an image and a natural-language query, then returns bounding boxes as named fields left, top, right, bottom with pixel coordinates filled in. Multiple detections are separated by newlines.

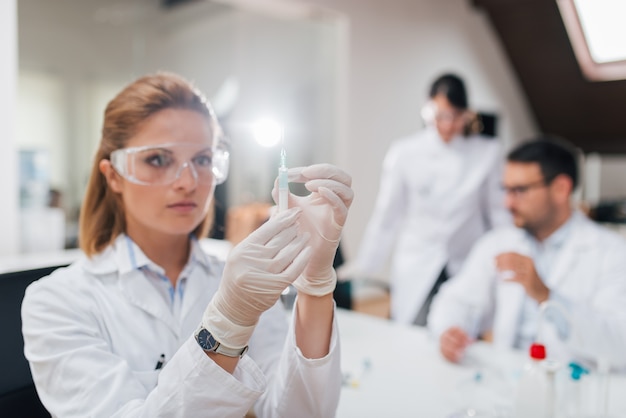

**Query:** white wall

left=0, top=0, right=20, bottom=256
left=12, top=0, right=541, bottom=258
left=139, top=9, right=341, bottom=206
left=291, top=0, right=539, bottom=259
left=17, top=71, right=67, bottom=189
left=17, top=0, right=340, bottom=216
left=592, top=155, right=626, bottom=201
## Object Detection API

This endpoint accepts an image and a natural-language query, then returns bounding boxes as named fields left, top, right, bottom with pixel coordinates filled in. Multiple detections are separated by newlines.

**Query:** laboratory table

left=335, top=309, right=626, bottom=418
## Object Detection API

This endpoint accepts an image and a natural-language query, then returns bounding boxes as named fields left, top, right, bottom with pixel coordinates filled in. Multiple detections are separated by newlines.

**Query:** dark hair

left=507, top=136, right=579, bottom=190
left=429, top=73, right=468, bottom=109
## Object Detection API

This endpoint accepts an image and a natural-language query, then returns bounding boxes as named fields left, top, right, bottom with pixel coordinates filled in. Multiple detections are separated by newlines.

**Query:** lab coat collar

left=118, top=234, right=212, bottom=277
left=525, top=210, right=574, bottom=257
left=447, top=134, right=467, bottom=151
left=188, top=236, right=213, bottom=272
left=119, top=235, right=152, bottom=275
left=549, top=213, right=574, bottom=247
left=424, top=127, right=467, bottom=152
left=82, top=234, right=213, bottom=276
left=79, top=234, right=146, bottom=276
left=117, top=236, right=214, bottom=337
left=567, top=210, right=600, bottom=248
left=81, top=244, right=117, bottom=275
left=543, top=211, right=595, bottom=289
left=81, top=234, right=215, bottom=337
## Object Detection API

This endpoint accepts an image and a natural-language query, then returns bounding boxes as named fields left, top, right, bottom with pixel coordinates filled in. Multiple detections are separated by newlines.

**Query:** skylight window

left=558, top=0, right=626, bottom=81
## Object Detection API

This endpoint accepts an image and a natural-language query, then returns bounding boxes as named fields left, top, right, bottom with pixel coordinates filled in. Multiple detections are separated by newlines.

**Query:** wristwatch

left=194, top=326, right=249, bottom=358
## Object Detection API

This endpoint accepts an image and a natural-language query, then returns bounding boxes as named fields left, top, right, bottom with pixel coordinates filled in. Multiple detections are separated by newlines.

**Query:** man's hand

left=439, top=326, right=471, bottom=363
left=495, top=252, right=550, bottom=303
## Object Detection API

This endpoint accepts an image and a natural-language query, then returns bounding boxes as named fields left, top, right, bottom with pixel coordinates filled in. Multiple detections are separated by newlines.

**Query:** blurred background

left=2, top=0, right=626, bottom=262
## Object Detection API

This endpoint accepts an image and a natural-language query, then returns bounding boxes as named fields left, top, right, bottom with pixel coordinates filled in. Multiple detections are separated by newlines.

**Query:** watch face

left=196, top=328, right=218, bottom=351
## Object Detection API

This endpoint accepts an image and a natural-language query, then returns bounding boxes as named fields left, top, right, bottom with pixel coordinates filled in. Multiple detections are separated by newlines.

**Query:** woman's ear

left=99, top=159, right=123, bottom=193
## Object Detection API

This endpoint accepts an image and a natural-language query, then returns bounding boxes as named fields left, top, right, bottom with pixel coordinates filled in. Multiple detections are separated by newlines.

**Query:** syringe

left=278, top=135, right=288, bottom=212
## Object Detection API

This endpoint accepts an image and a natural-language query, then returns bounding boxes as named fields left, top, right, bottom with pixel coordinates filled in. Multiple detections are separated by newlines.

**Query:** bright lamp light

left=252, top=118, right=283, bottom=147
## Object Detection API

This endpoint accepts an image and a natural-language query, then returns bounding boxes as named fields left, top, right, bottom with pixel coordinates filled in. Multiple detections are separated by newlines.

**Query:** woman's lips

left=168, top=202, right=197, bottom=213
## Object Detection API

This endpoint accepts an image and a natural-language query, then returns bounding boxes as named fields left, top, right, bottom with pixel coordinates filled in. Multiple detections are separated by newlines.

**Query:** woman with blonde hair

left=22, top=72, right=353, bottom=417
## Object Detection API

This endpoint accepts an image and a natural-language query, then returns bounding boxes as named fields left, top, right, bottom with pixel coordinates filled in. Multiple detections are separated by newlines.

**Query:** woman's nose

left=173, top=161, right=198, bottom=189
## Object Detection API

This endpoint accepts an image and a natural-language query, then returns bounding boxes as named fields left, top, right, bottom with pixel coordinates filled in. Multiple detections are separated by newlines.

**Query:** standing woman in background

left=22, top=72, right=353, bottom=417
left=345, top=73, right=509, bottom=326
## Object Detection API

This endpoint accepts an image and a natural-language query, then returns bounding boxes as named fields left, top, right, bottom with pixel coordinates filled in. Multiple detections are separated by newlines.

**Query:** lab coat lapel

left=119, top=270, right=180, bottom=337
left=544, top=213, right=591, bottom=289
left=179, top=267, right=212, bottom=329
left=179, top=241, right=222, bottom=329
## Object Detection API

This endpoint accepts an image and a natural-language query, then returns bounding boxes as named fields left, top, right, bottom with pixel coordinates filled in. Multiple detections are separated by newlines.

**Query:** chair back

left=0, top=265, right=65, bottom=417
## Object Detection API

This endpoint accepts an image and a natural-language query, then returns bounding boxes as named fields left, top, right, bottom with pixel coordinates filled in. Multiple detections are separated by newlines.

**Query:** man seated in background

left=428, top=137, right=626, bottom=369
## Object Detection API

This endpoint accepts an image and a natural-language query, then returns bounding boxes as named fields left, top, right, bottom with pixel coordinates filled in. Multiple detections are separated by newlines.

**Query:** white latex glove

left=203, top=207, right=311, bottom=349
left=272, top=164, right=353, bottom=296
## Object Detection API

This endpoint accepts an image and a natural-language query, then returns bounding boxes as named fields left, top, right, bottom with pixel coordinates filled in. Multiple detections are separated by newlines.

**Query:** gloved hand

left=272, top=164, right=353, bottom=296
left=203, top=208, right=311, bottom=349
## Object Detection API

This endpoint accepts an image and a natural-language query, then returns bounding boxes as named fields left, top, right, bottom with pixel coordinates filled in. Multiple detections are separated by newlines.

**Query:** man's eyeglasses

left=501, top=178, right=549, bottom=197
left=110, top=141, right=230, bottom=186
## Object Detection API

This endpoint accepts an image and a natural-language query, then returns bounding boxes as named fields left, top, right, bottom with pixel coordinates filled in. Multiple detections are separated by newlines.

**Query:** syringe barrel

left=278, top=166, right=288, bottom=212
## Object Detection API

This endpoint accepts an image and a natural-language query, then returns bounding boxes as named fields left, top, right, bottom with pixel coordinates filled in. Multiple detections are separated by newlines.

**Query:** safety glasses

left=110, top=141, right=229, bottom=186
left=421, top=101, right=469, bottom=125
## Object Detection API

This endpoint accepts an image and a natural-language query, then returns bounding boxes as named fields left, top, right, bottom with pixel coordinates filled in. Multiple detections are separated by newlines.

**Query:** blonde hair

left=79, top=72, right=222, bottom=256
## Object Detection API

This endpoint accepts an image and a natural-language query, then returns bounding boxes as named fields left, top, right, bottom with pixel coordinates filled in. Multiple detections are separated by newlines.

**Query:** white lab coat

left=21, top=235, right=341, bottom=418
left=428, top=211, right=626, bottom=368
left=355, top=128, right=510, bottom=324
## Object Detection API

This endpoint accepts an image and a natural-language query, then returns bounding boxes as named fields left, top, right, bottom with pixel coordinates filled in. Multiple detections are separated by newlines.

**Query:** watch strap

left=214, top=341, right=249, bottom=358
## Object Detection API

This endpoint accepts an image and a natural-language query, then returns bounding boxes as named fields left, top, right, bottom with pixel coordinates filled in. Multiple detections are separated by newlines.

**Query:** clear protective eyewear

left=110, top=141, right=230, bottom=186
left=420, top=101, right=468, bottom=125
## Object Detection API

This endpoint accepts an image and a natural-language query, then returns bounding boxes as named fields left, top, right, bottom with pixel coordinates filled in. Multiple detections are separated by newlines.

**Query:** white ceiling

left=17, top=0, right=233, bottom=76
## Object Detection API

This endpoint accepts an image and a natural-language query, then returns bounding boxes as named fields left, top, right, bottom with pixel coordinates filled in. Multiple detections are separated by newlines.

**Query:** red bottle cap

left=530, top=343, right=546, bottom=360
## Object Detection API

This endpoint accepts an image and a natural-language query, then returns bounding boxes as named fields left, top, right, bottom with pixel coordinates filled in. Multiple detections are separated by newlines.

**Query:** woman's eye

left=145, top=153, right=172, bottom=167
left=193, top=154, right=213, bottom=167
